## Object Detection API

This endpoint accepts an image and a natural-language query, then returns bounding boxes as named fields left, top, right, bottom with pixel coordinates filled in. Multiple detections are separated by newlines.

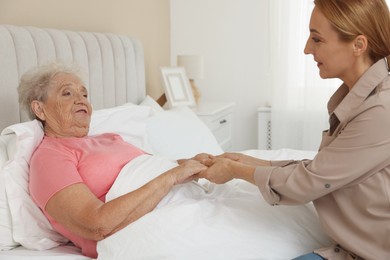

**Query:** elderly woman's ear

left=31, top=100, right=46, bottom=121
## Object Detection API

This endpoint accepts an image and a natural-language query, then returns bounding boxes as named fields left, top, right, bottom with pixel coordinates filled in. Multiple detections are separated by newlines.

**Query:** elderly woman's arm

left=45, top=160, right=206, bottom=241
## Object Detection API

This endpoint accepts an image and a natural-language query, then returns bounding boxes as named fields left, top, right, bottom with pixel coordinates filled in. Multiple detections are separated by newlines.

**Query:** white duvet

left=97, top=153, right=331, bottom=260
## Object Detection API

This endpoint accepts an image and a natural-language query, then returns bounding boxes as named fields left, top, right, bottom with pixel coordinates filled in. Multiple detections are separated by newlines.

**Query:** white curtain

left=269, top=0, right=341, bottom=151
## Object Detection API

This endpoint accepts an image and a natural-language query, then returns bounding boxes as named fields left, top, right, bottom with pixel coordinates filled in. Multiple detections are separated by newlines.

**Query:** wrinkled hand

left=197, top=157, right=236, bottom=184
left=169, top=159, right=208, bottom=185
left=177, top=153, right=215, bottom=165
left=192, top=153, right=215, bottom=162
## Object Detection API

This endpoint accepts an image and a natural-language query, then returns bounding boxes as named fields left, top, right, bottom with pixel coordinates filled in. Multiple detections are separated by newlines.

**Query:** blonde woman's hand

left=192, top=153, right=215, bottom=162
left=218, top=152, right=270, bottom=167
left=198, top=157, right=236, bottom=184
left=199, top=157, right=256, bottom=184
left=177, top=153, right=215, bottom=165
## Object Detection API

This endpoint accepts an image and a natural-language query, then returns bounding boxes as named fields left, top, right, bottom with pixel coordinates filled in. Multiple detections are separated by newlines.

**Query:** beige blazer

left=254, top=59, right=390, bottom=260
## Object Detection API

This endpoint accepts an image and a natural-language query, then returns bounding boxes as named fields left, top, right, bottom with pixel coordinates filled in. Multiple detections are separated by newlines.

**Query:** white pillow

left=89, top=102, right=154, bottom=153
left=145, top=106, right=223, bottom=160
left=139, top=95, right=164, bottom=113
left=1, top=120, right=68, bottom=250
left=0, top=134, right=19, bottom=250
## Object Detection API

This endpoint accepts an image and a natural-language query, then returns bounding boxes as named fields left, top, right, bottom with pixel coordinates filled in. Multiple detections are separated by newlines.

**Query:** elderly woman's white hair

left=18, top=62, right=84, bottom=120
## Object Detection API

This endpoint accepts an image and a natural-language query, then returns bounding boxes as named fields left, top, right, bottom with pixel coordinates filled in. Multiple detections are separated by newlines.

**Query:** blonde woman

left=198, top=0, right=390, bottom=259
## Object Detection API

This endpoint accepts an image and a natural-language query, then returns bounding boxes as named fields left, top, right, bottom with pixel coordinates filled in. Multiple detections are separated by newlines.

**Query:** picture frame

left=160, top=67, right=196, bottom=108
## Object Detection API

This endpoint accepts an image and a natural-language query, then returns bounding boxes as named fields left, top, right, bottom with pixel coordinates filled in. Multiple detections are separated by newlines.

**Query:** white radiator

left=257, top=107, right=272, bottom=150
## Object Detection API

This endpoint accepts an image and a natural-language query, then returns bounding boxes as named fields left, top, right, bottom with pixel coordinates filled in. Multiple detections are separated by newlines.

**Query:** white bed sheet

left=0, top=244, right=91, bottom=260
left=97, top=151, right=331, bottom=260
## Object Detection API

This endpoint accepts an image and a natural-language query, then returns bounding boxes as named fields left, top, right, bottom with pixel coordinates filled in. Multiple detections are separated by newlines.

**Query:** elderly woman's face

left=35, top=73, right=92, bottom=138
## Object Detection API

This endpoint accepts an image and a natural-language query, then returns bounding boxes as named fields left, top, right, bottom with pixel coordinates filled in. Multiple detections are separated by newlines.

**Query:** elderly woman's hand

left=169, top=159, right=208, bottom=185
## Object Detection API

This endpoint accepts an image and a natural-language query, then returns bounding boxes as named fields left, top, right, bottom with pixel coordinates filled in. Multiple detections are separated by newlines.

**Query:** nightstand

left=194, top=101, right=235, bottom=151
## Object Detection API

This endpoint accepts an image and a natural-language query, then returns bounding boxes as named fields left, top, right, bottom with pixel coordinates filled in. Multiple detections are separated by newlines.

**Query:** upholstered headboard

left=0, top=24, right=146, bottom=131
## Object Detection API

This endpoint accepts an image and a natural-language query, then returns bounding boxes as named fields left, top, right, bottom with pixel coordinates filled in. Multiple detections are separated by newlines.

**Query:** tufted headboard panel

left=0, top=24, right=146, bottom=131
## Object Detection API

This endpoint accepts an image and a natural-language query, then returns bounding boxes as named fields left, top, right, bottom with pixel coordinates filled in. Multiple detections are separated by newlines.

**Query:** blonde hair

left=18, top=62, right=83, bottom=120
left=314, top=0, right=390, bottom=64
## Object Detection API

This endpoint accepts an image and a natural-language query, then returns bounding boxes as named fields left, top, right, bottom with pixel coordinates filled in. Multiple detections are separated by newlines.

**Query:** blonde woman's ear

left=31, top=100, right=46, bottom=121
left=353, top=35, right=368, bottom=56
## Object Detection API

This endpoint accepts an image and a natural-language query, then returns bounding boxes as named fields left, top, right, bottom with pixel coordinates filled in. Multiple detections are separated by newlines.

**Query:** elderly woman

left=198, top=0, right=390, bottom=259
left=18, top=63, right=207, bottom=258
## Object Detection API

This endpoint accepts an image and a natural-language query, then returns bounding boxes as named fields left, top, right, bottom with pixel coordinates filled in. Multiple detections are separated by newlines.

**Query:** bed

left=0, top=24, right=331, bottom=259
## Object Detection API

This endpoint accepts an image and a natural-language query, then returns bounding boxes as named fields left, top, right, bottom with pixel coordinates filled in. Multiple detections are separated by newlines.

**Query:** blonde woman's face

left=37, top=73, right=92, bottom=138
left=304, top=7, right=356, bottom=84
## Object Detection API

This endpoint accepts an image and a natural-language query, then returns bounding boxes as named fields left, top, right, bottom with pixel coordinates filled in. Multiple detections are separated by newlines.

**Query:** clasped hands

left=178, top=152, right=271, bottom=185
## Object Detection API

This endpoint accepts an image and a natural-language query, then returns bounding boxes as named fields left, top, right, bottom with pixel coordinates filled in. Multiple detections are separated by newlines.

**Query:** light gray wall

left=170, top=0, right=271, bottom=151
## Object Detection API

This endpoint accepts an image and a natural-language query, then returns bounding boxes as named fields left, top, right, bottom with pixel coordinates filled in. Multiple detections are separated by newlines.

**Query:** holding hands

left=184, top=152, right=271, bottom=185
left=198, top=157, right=239, bottom=184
